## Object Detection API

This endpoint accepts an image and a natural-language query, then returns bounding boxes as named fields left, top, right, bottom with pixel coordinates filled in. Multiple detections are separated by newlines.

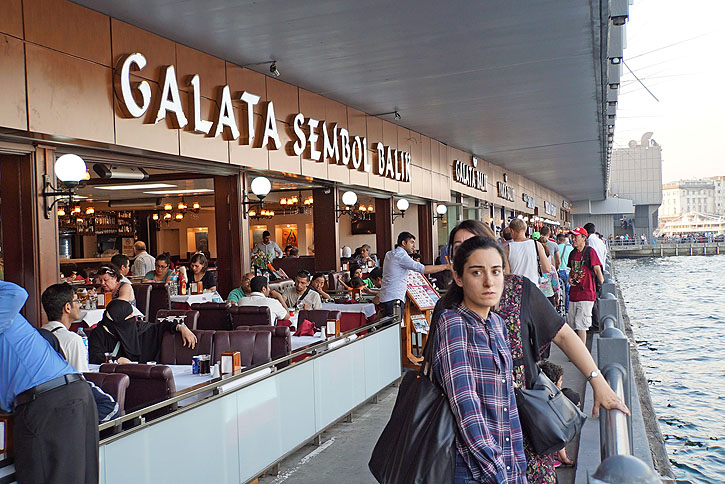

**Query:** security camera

left=270, top=62, right=280, bottom=77
left=394, top=111, right=401, bottom=120
left=93, top=164, right=149, bottom=180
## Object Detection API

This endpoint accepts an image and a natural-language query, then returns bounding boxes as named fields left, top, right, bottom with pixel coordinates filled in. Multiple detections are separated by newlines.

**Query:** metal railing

left=590, top=264, right=661, bottom=483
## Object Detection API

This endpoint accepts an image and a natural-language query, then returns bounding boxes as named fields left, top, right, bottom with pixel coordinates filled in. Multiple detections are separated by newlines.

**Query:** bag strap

left=111, top=341, right=121, bottom=358
left=535, top=240, right=542, bottom=276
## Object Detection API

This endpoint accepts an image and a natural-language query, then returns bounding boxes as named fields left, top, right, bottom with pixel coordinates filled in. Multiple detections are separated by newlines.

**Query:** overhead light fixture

left=367, top=205, right=374, bottom=212
left=57, top=207, right=66, bottom=217
left=242, top=60, right=280, bottom=78
left=143, top=188, right=214, bottom=195
left=191, top=201, right=201, bottom=213
left=392, top=198, right=409, bottom=222
left=178, top=200, right=187, bottom=212
left=152, top=213, right=159, bottom=221
left=85, top=206, right=95, bottom=215
left=163, top=203, right=173, bottom=211
left=372, top=110, right=401, bottom=120
left=97, top=183, right=175, bottom=191
left=164, top=212, right=172, bottom=221
left=270, top=62, right=280, bottom=77
left=175, top=213, right=184, bottom=222
left=43, top=154, right=87, bottom=219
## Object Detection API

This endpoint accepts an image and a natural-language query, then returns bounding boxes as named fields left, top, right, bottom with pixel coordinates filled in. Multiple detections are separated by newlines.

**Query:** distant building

left=660, top=175, right=725, bottom=220
left=572, top=132, right=663, bottom=238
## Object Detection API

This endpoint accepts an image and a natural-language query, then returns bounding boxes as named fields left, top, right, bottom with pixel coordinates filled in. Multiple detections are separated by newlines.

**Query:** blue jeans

left=454, top=452, right=481, bottom=484
left=558, top=269, right=570, bottom=312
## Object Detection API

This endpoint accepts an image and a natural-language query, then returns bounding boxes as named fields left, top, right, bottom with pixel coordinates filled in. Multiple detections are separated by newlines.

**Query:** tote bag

left=368, top=323, right=456, bottom=484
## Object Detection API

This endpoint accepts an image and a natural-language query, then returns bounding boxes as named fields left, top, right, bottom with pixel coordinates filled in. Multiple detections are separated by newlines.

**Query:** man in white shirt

left=281, top=270, right=323, bottom=310
left=583, top=223, right=608, bottom=272
left=40, top=283, right=89, bottom=372
left=252, top=230, right=284, bottom=260
left=131, top=241, right=156, bottom=277
left=378, top=232, right=449, bottom=316
left=237, top=276, right=290, bottom=325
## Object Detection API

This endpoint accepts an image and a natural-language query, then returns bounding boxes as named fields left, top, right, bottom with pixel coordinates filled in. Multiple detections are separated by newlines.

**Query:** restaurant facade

left=0, top=0, right=571, bottom=324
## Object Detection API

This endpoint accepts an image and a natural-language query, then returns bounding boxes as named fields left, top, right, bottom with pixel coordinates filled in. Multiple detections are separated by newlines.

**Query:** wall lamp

left=242, top=176, right=272, bottom=219
left=392, top=198, right=409, bottom=223
left=433, top=203, right=448, bottom=222
left=43, top=154, right=87, bottom=219
left=336, top=191, right=359, bottom=221
left=242, top=60, right=280, bottom=78
left=372, top=111, right=401, bottom=120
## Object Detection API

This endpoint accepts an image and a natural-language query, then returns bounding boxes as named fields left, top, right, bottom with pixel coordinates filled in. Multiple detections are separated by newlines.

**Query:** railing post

left=588, top=455, right=662, bottom=483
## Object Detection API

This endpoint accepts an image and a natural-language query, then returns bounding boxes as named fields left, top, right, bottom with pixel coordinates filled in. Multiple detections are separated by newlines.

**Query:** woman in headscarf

left=88, top=300, right=197, bottom=364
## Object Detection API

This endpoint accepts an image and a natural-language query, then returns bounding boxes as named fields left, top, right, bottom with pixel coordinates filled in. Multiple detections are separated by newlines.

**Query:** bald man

left=131, top=241, right=156, bottom=277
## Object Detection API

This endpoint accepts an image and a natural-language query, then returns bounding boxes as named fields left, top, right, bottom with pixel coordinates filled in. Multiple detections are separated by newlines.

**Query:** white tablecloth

left=290, top=332, right=325, bottom=351
left=170, top=292, right=221, bottom=305
left=321, top=302, right=376, bottom=319
left=80, top=306, right=144, bottom=327
left=88, top=363, right=271, bottom=406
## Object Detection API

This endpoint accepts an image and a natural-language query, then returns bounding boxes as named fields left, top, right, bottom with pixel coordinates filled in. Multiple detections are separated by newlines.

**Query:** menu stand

left=401, top=271, right=439, bottom=369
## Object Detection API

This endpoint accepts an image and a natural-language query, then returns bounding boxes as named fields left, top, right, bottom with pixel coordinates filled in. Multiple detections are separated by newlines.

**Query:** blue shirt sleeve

left=0, top=281, right=28, bottom=334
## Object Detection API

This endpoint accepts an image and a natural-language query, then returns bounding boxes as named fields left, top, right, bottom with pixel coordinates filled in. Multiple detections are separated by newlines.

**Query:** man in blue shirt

left=378, top=232, right=449, bottom=316
left=0, top=281, right=98, bottom=484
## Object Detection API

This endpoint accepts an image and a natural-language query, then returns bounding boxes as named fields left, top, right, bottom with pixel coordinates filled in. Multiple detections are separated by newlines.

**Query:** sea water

left=615, top=256, right=725, bottom=484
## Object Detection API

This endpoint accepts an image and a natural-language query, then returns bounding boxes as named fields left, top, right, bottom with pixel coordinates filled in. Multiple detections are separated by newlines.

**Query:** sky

left=615, top=0, right=725, bottom=183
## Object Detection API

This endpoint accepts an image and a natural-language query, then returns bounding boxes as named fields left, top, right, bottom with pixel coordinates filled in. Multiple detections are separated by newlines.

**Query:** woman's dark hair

left=190, top=252, right=208, bottom=272
left=349, top=263, right=361, bottom=279
left=312, top=272, right=327, bottom=282
left=96, top=263, right=122, bottom=281
left=436, top=236, right=505, bottom=316
left=447, top=219, right=509, bottom=272
left=155, top=253, right=171, bottom=266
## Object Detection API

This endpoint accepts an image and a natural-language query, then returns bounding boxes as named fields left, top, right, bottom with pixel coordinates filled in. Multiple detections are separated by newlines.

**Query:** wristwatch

left=586, top=370, right=600, bottom=382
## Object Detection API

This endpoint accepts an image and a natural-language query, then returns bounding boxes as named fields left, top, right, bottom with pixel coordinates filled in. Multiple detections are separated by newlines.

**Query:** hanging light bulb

left=280, top=198, right=287, bottom=205
left=152, top=213, right=159, bottom=221
left=164, top=212, right=172, bottom=221
left=192, top=201, right=201, bottom=213
left=72, top=205, right=81, bottom=214
left=359, top=205, right=367, bottom=212
left=85, top=206, right=95, bottom=215
left=175, top=213, right=184, bottom=221
left=164, top=203, right=173, bottom=211
left=269, top=210, right=275, bottom=217
left=249, top=209, right=257, bottom=217
left=368, top=205, right=374, bottom=212
left=291, top=196, right=298, bottom=204
left=75, top=217, right=83, bottom=224
left=178, top=201, right=187, bottom=211
left=57, top=207, right=66, bottom=216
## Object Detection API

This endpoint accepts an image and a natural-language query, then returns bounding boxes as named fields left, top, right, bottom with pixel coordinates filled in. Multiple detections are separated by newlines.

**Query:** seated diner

left=281, top=270, right=322, bottom=310
left=188, top=252, right=217, bottom=292
left=96, top=263, right=136, bottom=306
left=236, top=276, right=290, bottom=325
left=310, top=272, right=332, bottom=302
left=143, top=253, right=172, bottom=283
left=88, top=299, right=197, bottom=364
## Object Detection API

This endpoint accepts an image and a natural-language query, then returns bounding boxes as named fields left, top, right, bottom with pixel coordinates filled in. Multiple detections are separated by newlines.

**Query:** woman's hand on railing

left=591, top=378, right=630, bottom=417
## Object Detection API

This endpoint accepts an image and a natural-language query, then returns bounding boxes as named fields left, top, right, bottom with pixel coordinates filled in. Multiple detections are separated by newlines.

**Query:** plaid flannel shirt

left=433, top=305, right=527, bottom=483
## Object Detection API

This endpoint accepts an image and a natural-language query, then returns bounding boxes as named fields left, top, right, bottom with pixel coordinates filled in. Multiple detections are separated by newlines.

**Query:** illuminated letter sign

left=522, top=193, right=535, bottom=209
left=453, top=159, right=487, bottom=192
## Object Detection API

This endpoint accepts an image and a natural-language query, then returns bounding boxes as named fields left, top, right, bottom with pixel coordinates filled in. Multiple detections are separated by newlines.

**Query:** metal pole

left=600, top=365, right=631, bottom=460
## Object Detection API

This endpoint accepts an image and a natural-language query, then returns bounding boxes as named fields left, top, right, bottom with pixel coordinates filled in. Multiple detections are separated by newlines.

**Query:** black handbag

left=514, top=370, right=587, bottom=455
left=368, top=323, right=456, bottom=484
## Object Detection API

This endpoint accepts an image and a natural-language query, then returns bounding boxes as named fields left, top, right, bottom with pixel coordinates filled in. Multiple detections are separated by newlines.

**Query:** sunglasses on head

left=96, top=266, right=117, bottom=277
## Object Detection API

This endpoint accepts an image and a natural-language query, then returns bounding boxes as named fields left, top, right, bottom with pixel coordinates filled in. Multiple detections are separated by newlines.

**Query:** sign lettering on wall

left=522, top=193, right=535, bottom=209
left=544, top=200, right=557, bottom=216
left=113, top=53, right=411, bottom=182
left=453, top=158, right=487, bottom=192
left=562, top=200, right=571, bottom=210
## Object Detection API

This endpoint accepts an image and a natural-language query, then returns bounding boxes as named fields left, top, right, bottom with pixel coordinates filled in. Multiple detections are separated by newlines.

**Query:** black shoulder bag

left=514, top=369, right=587, bottom=455
left=368, top=320, right=456, bottom=484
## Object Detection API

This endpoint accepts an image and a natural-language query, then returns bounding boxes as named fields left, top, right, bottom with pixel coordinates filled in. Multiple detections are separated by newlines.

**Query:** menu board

left=405, top=271, right=440, bottom=310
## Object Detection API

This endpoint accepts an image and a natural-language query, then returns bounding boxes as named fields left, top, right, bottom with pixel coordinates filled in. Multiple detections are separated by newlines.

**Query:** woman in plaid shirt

left=432, top=236, right=527, bottom=483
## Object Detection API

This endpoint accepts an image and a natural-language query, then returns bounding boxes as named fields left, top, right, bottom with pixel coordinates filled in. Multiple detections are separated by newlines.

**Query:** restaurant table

left=88, top=363, right=270, bottom=406
left=170, top=292, right=222, bottom=309
left=79, top=306, right=144, bottom=327
left=321, top=302, right=376, bottom=332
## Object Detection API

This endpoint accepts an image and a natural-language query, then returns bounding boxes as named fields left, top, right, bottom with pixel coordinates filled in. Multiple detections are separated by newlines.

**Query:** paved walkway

left=258, top=343, right=586, bottom=484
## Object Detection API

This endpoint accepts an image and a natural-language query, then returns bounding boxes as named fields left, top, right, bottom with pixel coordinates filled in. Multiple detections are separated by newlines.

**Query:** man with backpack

left=565, top=227, right=604, bottom=345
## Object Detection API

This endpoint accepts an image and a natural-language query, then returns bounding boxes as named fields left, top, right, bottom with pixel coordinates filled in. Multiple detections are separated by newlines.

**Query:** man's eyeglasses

left=155, top=264, right=168, bottom=269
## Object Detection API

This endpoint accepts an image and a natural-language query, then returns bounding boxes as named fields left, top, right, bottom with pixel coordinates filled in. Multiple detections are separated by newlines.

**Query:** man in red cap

left=565, top=227, right=604, bottom=345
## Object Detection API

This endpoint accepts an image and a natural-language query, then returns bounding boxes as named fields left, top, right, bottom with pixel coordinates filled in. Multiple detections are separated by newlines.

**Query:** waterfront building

left=572, top=132, right=663, bottom=239
left=661, top=179, right=716, bottom=219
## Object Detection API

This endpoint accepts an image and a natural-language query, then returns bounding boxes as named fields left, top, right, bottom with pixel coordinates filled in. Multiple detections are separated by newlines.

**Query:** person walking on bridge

left=505, top=218, right=552, bottom=286
left=567, top=227, right=604, bottom=345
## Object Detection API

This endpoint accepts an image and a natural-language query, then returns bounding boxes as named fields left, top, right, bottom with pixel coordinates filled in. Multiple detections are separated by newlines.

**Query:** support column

left=214, top=173, right=246, bottom=297
left=312, top=187, right=340, bottom=272
left=375, top=197, right=393, bottom=261
left=417, top=201, right=434, bottom=265
left=0, top=147, right=60, bottom=326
